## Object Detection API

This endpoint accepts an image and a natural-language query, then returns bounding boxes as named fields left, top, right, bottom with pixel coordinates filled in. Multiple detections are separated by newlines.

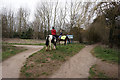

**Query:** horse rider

left=51, top=26, right=56, bottom=36
left=51, top=26, right=58, bottom=42
left=59, top=29, right=63, bottom=39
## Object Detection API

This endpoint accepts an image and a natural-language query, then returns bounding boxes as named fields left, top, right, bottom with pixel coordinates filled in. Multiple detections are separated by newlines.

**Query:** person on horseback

left=51, top=27, right=56, bottom=35
left=46, top=27, right=57, bottom=51
left=51, top=26, right=58, bottom=42
left=51, top=26, right=57, bottom=38
left=59, top=29, right=63, bottom=39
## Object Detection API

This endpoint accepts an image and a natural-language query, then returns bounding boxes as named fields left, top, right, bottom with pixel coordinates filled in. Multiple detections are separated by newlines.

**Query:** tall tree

left=8, top=10, right=14, bottom=38
left=94, top=2, right=120, bottom=47
left=1, top=8, right=8, bottom=38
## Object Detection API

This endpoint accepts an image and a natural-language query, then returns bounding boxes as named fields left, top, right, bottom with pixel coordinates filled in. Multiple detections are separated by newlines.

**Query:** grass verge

left=91, top=45, right=119, bottom=63
left=20, top=44, right=84, bottom=78
left=89, top=64, right=108, bottom=78
left=2, top=44, right=27, bottom=61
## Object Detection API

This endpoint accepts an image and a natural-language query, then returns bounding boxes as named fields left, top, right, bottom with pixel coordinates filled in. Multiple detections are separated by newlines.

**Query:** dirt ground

left=1, top=38, right=118, bottom=78
left=49, top=44, right=118, bottom=78
left=49, top=45, right=97, bottom=78
left=1, top=45, right=44, bottom=78
left=95, top=59, right=118, bottom=78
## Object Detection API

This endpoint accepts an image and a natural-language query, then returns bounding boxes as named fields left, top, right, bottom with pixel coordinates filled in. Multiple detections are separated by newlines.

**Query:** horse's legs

left=45, top=36, right=49, bottom=51
left=64, top=40, right=66, bottom=45
left=66, top=40, right=67, bottom=45
left=64, top=38, right=68, bottom=45
left=58, top=39, right=60, bottom=45
left=53, top=44, right=56, bottom=49
left=46, top=46, right=48, bottom=51
left=49, top=38, right=52, bottom=50
left=67, top=37, right=70, bottom=44
left=59, top=41, right=60, bottom=45
left=53, top=39, right=56, bottom=49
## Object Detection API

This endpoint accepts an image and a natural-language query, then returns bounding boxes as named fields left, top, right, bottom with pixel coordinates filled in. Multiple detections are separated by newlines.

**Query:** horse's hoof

left=46, top=49, right=49, bottom=51
left=53, top=48, right=56, bottom=50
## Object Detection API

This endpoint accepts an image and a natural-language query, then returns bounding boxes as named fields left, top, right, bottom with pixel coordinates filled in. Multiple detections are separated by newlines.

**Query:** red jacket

left=51, top=29, right=56, bottom=35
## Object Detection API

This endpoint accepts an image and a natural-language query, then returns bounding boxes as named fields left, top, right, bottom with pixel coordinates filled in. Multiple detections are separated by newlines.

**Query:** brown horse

left=57, top=35, right=70, bottom=45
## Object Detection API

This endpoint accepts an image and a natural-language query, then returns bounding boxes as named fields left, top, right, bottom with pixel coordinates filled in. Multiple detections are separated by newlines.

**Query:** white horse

left=45, top=35, right=56, bottom=51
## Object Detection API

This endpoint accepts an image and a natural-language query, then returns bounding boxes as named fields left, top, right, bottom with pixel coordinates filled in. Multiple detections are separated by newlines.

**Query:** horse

left=58, top=35, right=70, bottom=45
left=45, top=35, right=56, bottom=51
left=45, top=35, right=70, bottom=51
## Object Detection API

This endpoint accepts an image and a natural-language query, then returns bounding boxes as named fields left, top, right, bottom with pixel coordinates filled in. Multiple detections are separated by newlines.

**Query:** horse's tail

left=45, top=35, right=49, bottom=46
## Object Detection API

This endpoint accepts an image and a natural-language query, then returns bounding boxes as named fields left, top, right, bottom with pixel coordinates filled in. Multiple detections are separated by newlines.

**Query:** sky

left=0, top=0, right=115, bottom=22
left=0, top=0, right=72, bottom=21
left=0, top=0, right=103, bottom=22
left=0, top=0, right=40, bottom=21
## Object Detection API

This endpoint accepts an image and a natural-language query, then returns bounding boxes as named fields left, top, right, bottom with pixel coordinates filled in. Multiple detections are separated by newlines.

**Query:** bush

left=70, top=27, right=83, bottom=43
left=20, top=28, right=33, bottom=39
left=13, top=32, right=19, bottom=38
left=84, top=26, right=100, bottom=43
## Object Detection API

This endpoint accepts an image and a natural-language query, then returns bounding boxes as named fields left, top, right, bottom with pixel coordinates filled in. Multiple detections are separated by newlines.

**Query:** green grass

left=89, top=65, right=96, bottom=77
left=2, top=44, right=27, bottom=61
left=92, top=46, right=119, bottom=63
left=2, top=42, right=45, bottom=45
left=35, top=44, right=84, bottom=61
left=20, top=44, right=85, bottom=78
left=89, top=64, right=108, bottom=78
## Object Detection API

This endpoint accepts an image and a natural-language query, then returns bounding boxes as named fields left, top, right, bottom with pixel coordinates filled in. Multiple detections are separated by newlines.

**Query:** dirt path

left=3, top=38, right=45, bottom=44
left=50, top=44, right=97, bottom=78
left=96, top=59, right=118, bottom=78
left=1, top=45, right=44, bottom=78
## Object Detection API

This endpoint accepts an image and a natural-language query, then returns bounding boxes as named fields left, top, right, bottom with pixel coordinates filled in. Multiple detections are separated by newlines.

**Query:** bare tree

left=2, top=11, right=8, bottom=38
left=94, top=1, right=120, bottom=47
left=17, top=8, right=23, bottom=34
left=35, top=1, right=54, bottom=38
left=23, top=9, right=30, bottom=32
left=33, top=17, right=40, bottom=39
left=7, top=9, right=14, bottom=38
left=17, top=7, right=30, bottom=38
left=53, top=1, right=58, bottom=27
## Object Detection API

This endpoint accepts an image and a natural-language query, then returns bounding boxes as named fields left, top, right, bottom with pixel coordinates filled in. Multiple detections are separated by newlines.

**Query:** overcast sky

left=0, top=0, right=41, bottom=21
left=0, top=0, right=113, bottom=22
left=0, top=0, right=103, bottom=21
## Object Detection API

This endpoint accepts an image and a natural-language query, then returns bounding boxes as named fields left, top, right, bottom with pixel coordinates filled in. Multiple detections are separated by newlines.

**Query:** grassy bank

left=20, top=44, right=85, bottom=78
left=91, top=45, right=119, bottom=63
left=2, top=44, right=27, bottom=61
left=89, top=64, right=108, bottom=78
